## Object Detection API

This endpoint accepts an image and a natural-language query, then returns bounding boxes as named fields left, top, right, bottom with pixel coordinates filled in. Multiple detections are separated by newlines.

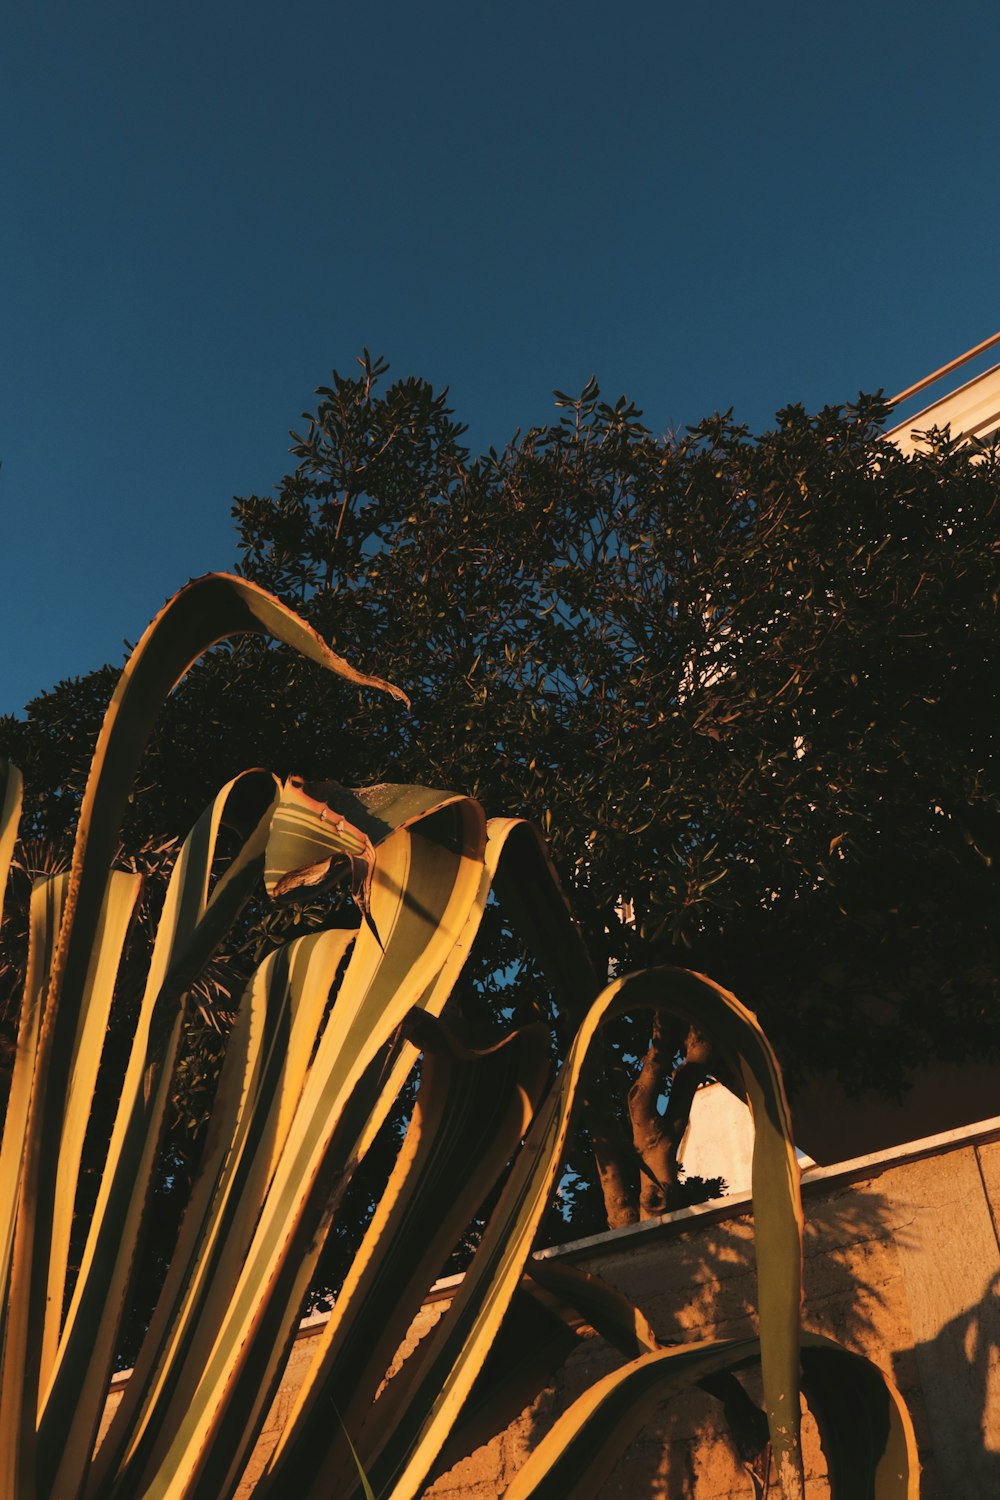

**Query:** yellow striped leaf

left=799, top=1336, right=920, bottom=1499
left=38, top=772, right=281, bottom=1500
left=40, top=868, right=142, bottom=1387
left=90, top=924, right=355, bottom=1500
left=0, top=759, right=23, bottom=930
left=501, top=1330, right=918, bottom=1499
left=0, top=875, right=70, bottom=1392
left=127, top=797, right=486, bottom=1500
left=9, top=577, right=407, bottom=1500
left=356, top=967, right=803, bottom=1500
left=256, top=1013, right=552, bottom=1500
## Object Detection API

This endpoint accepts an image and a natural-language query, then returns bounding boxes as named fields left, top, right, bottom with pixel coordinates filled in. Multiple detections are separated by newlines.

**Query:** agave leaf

left=528, top=1258, right=770, bottom=1475
left=276, top=779, right=455, bottom=849
left=89, top=925, right=355, bottom=1500
left=527, top=1257, right=660, bottom=1359
left=354, top=967, right=803, bottom=1500
left=421, top=1262, right=659, bottom=1488
left=264, top=778, right=467, bottom=950
left=351, top=816, right=579, bottom=1172
left=800, top=1335, right=919, bottom=1499
left=0, top=758, right=23, bottom=930
left=500, top=1330, right=918, bottom=1500
left=426, top=1283, right=586, bottom=1488
left=502, top=1334, right=763, bottom=1499
left=488, top=818, right=600, bottom=1024
left=256, top=1011, right=552, bottom=1500
left=37, top=772, right=281, bottom=1500
left=0, top=875, right=69, bottom=1368
left=8, top=576, right=407, bottom=1500
left=125, top=796, right=486, bottom=1500
left=40, top=869, right=142, bottom=1385
left=265, top=778, right=379, bottom=940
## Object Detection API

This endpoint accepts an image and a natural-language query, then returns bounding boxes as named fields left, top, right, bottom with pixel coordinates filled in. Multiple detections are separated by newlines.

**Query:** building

left=886, top=331, right=1000, bottom=453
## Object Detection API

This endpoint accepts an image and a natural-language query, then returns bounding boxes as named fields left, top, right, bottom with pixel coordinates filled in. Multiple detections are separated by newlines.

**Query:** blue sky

left=2, top=0, right=998, bottom=715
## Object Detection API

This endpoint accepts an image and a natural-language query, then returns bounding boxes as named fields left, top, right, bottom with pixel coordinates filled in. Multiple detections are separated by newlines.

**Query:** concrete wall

left=101, top=1117, right=1000, bottom=1497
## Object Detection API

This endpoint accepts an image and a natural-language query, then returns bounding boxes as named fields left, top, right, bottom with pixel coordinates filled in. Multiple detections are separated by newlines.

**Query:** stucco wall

left=101, top=1117, right=1000, bottom=1497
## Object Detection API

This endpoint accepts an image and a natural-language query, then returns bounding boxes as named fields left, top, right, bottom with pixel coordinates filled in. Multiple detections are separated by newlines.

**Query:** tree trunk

left=583, top=1035, right=639, bottom=1228
left=628, top=1017, right=711, bottom=1219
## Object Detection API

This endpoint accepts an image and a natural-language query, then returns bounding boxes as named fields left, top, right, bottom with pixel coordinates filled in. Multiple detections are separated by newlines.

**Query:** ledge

left=108, top=1109, right=1000, bottom=1390
left=533, top=1110, right=1000, bottom=1264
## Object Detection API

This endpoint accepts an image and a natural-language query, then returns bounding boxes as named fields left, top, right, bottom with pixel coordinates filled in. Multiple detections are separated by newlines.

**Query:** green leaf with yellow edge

left=488, top=817, right=600, bottom=1024
left=9, top=576, right=407, bottom=1500
left=526, top=1257, right=770, bottom=1474
left=88, top=925, right=355, bottom=1500
left=500, top=1330, right=918, bottom=1499
left=0, top=868, right=142, bottom=1500
left=352, top=965, right=804, bottom=1500
left=527, top=1256, right=660, bottom=1358
left=0, top=875, right=69, bottom=1365
left=425, top=1283, right=586, bottom=1489
left=800, top=1336, right=920, bottom=1499
left=256, top=1010, right=551, bottom=1499
left=40, top=868, right=142, bottom=1387
left=126, top=796, right=486, bottom=1500
left=0, top=758, right=23, bottom=930
left=503, top=1334, right=763, bottom=1499
left=351, top=815, right=579, bottom=1171
left=38, top=771, right=281, bottom=1500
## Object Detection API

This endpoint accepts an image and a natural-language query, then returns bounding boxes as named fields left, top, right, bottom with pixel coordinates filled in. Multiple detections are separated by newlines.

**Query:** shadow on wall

left=431, top=1184, right=999, bottom=1499
left=903, top=1269, right=1000, bottom=1500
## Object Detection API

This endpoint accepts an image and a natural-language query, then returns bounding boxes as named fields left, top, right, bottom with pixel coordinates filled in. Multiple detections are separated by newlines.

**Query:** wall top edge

left=534, top=1110, right=1000, bottom=1263
left=107, top=1111, right=1000, bottom=1391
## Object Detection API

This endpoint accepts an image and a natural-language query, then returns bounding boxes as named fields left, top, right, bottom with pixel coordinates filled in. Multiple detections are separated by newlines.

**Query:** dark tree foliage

left=2, top=354, right=998, bottom=1256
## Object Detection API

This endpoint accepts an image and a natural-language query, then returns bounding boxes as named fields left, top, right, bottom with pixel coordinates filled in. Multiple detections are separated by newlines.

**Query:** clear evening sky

left=2, top=1, right=997, bottom=715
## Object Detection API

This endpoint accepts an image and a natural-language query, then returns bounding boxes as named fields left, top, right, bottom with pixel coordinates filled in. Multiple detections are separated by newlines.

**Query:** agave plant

left=0, top=575, right=917, bottom=1499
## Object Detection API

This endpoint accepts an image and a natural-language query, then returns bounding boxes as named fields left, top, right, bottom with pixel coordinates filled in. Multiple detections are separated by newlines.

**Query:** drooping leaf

left=800, top=1335, right=919, bottom=1499
left=0, top=758, right=23, bottom=930
left=7, top=576, right=408, bottom=1500
left=352, top=966, right=803, bottom=1500
left=496, top=1329, right=919, bottom=1499
left=39, top=772, right=281, bottom=1500
left=88, top=924, right=355, bottom=1500
left=122, top=796, right=486, bottom=1500
left=257, top=1011, right=551, bottom=1499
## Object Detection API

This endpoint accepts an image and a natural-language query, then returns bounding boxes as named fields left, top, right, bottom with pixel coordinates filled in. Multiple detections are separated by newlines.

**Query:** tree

left=0, top=586, right=919, bottom=1499
left=3, top=353, right=998, bottom=1237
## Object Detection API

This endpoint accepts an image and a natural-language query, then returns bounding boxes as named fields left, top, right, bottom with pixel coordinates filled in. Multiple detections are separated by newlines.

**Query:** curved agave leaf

left=527, top=1257, right=660, bottom=1358
left=6, top=576, right=407, bottom=1500
left=504, top=1334, right=763, bottom=1499
left=38, top=771, right=281, bottom=1500
left=799, top=1337, right=919, bottom=1499
left=353, top=966, right=803, bottom=1500
left=0, top=758, right=23, bottom=930
left=40, top=868, right=142, bottom=1384
left=256, top=1011, right=552, bottom=1500
left=0, top=874, right=69, bottom=1355
left=501, top=1331, right=918, bottom=1500
left=263, top=777, right=455, bottom=943
left=88, top=924, right=355, bottom=1500
left=527, top=1258, right=770, bottom=1475
left=125, top=796, right=486, bottom=1500
left=422, top=1260, right=663, bottom=1490
left=426, top=1283, right=586, bottom=1489
left=487, top=818, right=600, bottom=1024
left=351, top=816, right=578, bottom=1170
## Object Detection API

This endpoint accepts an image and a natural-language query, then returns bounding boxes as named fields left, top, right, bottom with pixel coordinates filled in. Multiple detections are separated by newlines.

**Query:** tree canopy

left=3, top=352, right=998, bottom=1240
